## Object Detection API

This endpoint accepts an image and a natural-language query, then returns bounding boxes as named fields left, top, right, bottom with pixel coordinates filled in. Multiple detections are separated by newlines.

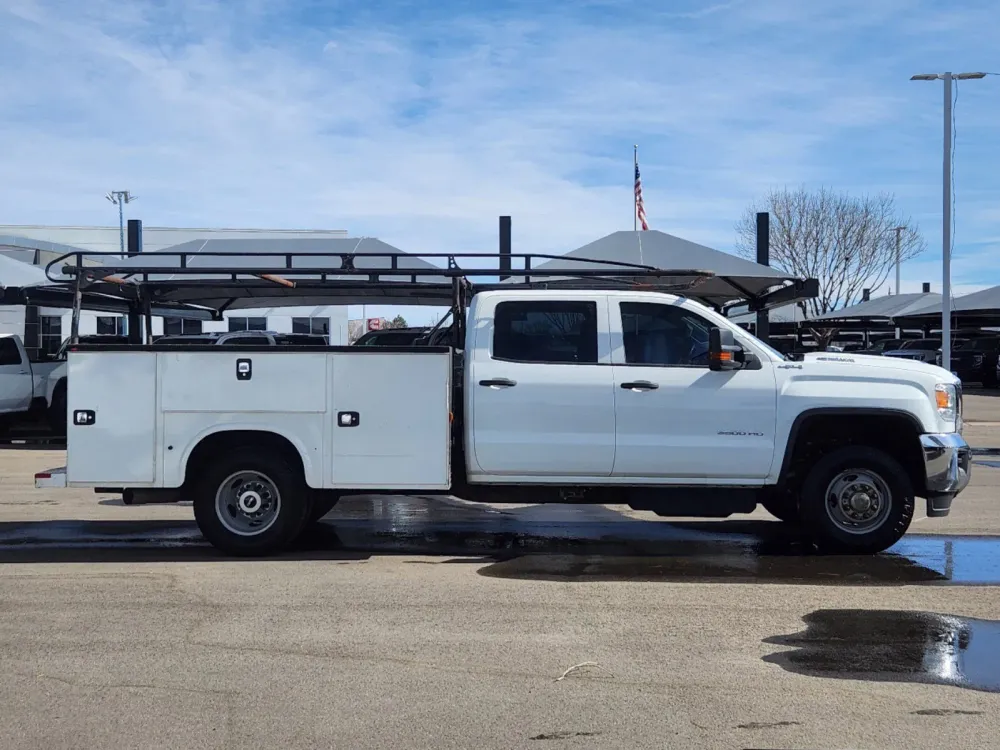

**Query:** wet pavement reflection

left=2, top=495, right=1000, bottom=584
left=764, top=609, right=1000, bottom=693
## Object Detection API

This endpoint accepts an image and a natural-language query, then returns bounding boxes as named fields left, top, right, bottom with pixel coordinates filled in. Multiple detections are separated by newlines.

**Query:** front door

left=610, top=300, right=777, bottom=481
left=470, top=297, right=616, bottom=478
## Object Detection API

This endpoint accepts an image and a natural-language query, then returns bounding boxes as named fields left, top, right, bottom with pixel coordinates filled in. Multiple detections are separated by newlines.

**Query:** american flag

left=634, top=162, right=649, bottom=231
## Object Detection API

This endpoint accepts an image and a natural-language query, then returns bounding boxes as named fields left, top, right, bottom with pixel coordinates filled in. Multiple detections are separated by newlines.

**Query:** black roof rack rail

left=44, top=249, right=715, bottom=287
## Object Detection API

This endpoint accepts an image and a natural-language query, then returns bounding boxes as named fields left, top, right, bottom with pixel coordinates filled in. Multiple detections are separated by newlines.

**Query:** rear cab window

left=492, top=301, right=598, bottom=364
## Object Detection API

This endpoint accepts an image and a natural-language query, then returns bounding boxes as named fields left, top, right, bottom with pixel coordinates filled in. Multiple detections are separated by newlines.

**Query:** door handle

left=620, top=380, right=658, bottom=391
left=479, top=378, right=517, bottom=388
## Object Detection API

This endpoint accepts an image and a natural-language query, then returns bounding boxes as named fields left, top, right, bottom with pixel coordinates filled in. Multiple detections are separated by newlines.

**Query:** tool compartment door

left=329, top=351, right=451, bottom=489
left=66, top=351, right=157, bottom=485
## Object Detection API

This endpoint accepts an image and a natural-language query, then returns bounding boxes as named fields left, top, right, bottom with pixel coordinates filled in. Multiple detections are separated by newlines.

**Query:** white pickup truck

left=35, top=289, right=971, bottom=556
left=0, top=334, right=61, bottom=425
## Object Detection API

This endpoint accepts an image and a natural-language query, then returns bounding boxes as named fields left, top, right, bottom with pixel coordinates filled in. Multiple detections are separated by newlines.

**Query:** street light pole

left=105, top=190, right=138, bottom=258
left=910, top=71, right=986, bottom=370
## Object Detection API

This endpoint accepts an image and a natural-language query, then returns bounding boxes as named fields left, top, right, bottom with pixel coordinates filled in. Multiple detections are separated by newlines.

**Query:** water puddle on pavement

left=2, top=495, right=1000, bottom=586
left=763, top=609, right=1000, bottom=693
left=475, top=534, right=1000, bottom=586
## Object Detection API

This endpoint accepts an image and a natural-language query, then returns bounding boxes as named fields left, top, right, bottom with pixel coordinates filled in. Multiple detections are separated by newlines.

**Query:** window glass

left=40, top=316, right=63, bottom=358
left=163, top=318, right=203, bottom=336
left=292, top=317, right=330, bottom=335
left=228, top=317, right=267, bottom=332
left=0, top=338, right=23, bottom=366
left=492, top=301, right=598, bottom=364
left=229, top=336, right=271, bottom=346
left=96, top=316, right=128, bottom=336
left=620, top=302, right=712, bottom=367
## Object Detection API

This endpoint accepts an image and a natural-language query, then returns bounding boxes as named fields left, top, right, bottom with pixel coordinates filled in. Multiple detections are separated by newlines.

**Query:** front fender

left=769, top=376, right=936, bottom=480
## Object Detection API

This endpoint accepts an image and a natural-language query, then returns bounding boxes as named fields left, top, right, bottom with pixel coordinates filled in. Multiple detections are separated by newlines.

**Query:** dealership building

left=0, top=225, right=357, bottom=357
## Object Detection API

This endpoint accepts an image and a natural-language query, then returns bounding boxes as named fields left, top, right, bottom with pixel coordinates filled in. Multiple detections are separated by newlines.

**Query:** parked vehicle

left=0, top=334, right=62, bottom=425
left=949, top=337, right=1000, bottom=388
left=353, top=327, right=430, bottom=347
left=857, top=338, right=906, bottom=356
left=155, top=331, right=329, bottom=346
left=883, top=338, right=945, bottom=364
left=37, top=287, right=971, bottom=558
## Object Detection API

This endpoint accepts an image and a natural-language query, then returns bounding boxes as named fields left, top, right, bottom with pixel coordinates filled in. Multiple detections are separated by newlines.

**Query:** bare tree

left=735, top=187, right=925, bottom=347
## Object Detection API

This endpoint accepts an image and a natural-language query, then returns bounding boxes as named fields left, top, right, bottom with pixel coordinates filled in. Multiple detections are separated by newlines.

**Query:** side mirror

left=709, top=327, right=742, bottom=371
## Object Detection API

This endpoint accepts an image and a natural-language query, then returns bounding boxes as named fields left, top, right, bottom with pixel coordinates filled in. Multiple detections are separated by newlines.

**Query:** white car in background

left=0, top=333, right=64, bottom=427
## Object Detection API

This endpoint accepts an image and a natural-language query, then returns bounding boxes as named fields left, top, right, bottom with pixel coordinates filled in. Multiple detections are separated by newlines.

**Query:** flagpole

left=633, top=145, right=638, bottom=231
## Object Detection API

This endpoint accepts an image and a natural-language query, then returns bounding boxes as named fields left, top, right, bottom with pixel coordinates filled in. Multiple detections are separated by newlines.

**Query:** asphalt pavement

left=1, top=409, right=999, bottom=749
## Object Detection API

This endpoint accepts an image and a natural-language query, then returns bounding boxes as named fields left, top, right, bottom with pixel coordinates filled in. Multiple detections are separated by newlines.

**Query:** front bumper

left=920, top=433, right=972, bottom=517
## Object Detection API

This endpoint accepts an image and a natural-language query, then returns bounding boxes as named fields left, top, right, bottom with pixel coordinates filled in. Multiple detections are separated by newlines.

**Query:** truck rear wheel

left=192, top=448, right=311, bottom=557
left=799, top=446, right=914, bottom=554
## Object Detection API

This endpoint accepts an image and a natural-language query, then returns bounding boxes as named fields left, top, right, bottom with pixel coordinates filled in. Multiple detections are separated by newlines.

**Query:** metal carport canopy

left=894, top=285, right=1000, bottom=324
left=506, top=230, right=803, bottom=307
left=806, top=292, right=943, bottom=324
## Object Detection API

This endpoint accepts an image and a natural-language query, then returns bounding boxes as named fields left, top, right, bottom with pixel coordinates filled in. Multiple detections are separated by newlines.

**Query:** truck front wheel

left=799, top=446, right=914, bottom=554
left=192, top=448, right=311, bottom=557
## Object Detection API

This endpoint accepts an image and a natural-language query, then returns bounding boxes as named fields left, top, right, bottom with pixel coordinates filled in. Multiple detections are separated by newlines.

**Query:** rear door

left=0, top=337, right=33, bottom=413
left=470, top=296, right=616, bottom=478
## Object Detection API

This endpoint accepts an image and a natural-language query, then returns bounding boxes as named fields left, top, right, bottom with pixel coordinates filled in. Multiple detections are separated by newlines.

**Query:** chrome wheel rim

left=215, top=471, right=281, bottom=537
left=824, top=469, right=892, bottom=535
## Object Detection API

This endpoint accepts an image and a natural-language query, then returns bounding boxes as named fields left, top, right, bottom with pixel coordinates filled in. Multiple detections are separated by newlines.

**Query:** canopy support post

left=142, top=295, right=153, bottom=344
left=70, top=272, right=83, bottom=345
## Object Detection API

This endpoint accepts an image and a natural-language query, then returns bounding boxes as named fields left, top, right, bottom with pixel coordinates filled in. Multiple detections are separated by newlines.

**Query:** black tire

left=48, top=381, right=67, bottom=434
left=982, top=367, right=998, bottom=389
left=307, top=494, right=340, bottom=524
left=760, top=490, right=800, bottom=523
left=192, top=447, right=311, bottom=557
left=799, top=446, right=914, bottom=554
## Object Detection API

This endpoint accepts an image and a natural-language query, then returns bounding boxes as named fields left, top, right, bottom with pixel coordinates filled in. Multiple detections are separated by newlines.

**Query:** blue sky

left=1, top=0, right=998, bottom=325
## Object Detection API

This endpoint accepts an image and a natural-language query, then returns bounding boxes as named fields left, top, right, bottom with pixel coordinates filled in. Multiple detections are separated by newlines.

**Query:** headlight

left=935, top=383, right=958, bottom=424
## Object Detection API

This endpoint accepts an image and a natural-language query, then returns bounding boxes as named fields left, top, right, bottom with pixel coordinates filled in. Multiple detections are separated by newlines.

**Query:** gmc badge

left=236, top=358, right=252, bottom=381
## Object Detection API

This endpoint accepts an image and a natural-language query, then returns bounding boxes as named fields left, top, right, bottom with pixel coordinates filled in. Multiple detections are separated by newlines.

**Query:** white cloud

left=0, top=0, right=998, bottom=299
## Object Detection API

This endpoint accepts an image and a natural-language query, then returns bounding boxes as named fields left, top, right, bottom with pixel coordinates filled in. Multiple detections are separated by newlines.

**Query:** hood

left=799, top=351, right=957, bottom=382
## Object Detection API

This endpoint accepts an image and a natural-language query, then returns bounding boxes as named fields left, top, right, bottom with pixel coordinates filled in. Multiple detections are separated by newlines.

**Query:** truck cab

left=462, top=290, right=968, bottom=548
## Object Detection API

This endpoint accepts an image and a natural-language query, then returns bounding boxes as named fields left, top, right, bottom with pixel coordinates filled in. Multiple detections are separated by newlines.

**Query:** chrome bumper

left=920, top=433, right=972, bottom=496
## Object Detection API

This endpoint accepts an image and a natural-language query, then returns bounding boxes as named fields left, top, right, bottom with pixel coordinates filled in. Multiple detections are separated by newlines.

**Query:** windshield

left=958, top=338, right=999, bottom=351
left=900, top=339, right=940, bottom=350
left=873, top=339, right=902, bottom=350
